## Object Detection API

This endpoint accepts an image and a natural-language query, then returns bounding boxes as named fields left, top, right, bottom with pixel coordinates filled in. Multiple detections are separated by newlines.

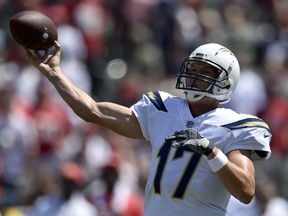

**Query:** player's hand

left=165, top=128, right=215, bottom=156
left=24, top=40, right=61, bottom=76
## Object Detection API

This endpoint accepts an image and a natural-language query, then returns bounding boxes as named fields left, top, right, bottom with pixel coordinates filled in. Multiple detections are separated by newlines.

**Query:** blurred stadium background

left=0, top=0, right=288, bottom=215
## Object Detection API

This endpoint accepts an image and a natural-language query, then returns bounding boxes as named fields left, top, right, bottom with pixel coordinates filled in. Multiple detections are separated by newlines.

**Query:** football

left=9, top=10, right=58, bottom=50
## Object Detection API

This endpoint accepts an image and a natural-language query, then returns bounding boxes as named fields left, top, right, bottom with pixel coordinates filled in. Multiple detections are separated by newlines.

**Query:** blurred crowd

left=1, top=0, right=288, bottom=215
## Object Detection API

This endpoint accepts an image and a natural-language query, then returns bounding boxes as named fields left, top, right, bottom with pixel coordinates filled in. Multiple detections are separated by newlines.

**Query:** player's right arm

left=24, top=41, right=144, bottom=139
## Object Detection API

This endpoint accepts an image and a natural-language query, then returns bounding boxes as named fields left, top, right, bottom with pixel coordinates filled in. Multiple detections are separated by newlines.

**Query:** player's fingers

left=165, top=135, right=177, bottom=141
left=165, top=134, right=186, bottom=141
left=184, top=139, right=197, bottom=146
left=53, top=41, right=62, bottom=59
left=44, top=49, right=50, bottom=58
left=172, top=141, right=185, bottom=148
left=172, top=142, right=181, bottom=148
left=54, top=40, right=61, bottom=49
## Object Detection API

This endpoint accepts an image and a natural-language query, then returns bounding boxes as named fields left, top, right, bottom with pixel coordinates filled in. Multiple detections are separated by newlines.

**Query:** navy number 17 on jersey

left=153, top=141, right=202, bottom=199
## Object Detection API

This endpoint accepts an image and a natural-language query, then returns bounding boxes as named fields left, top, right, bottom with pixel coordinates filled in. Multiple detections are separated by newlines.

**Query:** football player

left=24, top=42, right=271, bottom=216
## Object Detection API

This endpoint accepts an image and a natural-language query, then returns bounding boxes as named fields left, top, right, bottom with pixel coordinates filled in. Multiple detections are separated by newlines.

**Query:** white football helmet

left=176, top=43, right=240, bottom=103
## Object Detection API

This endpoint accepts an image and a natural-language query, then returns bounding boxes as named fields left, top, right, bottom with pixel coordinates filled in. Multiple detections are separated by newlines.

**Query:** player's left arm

left=209, top=148, right=255, bottom=204
left=166, top=128, right=257, bottom=204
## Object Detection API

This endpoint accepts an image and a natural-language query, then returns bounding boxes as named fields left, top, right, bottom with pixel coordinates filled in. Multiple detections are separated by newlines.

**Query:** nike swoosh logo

left=264, top=133, right=270, bottom=138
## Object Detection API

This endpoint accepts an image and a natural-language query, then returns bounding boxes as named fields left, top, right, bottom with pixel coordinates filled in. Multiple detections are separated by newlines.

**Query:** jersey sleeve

left=222, top=117, right=272, bottom=160
left=130, top=91, right=171, bottom=142
left=130, top=94, right=151, bottom=141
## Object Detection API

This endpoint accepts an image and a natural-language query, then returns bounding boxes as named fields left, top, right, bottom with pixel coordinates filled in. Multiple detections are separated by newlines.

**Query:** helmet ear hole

left=217, top=71, right=227, bottom=82
left=227, top=78, right=233, bottom=89
left=212, top=71, right=230, bottom=95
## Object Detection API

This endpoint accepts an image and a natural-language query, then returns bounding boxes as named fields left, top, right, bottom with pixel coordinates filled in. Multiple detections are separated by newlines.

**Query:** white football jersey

left=131, top=91, right=271, bottom=216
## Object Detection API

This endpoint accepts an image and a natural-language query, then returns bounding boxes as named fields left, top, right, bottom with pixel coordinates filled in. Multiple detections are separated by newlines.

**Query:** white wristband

left=207, top=150, right=228, bottom=172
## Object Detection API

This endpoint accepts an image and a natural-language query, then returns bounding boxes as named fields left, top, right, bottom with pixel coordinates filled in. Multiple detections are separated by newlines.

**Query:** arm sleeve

left=225, top=127, right=272, bottom=161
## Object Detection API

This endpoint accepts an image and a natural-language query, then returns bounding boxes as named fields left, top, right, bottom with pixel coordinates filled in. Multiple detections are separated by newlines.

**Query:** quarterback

left=24, top=42, right=271, bottom=216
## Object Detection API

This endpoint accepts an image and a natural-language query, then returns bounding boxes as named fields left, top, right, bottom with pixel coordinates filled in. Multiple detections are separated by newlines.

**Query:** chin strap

left=184, top=91, right=204, bottom=102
